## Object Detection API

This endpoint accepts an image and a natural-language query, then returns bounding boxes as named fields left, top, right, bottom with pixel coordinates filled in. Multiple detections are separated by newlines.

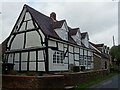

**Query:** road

left=89, top=74, right=120, bottom=90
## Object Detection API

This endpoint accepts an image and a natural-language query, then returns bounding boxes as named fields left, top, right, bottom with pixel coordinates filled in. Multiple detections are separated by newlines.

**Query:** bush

left=110, top=64, right=120, bottom=73
left=73, top=66, right=80, bottom=72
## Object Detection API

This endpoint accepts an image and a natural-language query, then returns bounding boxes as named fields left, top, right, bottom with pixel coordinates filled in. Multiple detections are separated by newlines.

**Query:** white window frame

left=53, top=51, right=64, bottom=64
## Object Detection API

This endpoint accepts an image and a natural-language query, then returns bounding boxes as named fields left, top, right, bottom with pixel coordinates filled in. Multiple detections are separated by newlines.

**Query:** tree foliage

left=110, top=45, right=120, bottom=65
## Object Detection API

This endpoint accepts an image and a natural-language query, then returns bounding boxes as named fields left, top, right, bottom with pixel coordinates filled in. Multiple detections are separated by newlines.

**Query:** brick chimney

left=50, top=12, right=56, bottom=21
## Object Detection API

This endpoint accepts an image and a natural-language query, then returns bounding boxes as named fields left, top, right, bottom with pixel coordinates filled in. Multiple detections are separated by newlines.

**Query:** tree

left=110, top=45, right=120, bottom=66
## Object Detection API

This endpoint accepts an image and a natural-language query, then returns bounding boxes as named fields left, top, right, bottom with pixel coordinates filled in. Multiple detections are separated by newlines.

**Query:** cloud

left=0, top=1, right=118, bottom=47
left=1, top=2, right=27, bottom=41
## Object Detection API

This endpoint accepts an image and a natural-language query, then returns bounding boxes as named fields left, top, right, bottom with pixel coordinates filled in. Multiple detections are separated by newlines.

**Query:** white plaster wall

left=75, top=61, right=79, bottom=66
left=84, top=49, right=87, bottom=55
left=55, top=28, right=68, bottom=41
left=48, top=40, right=56, bottom=47
left=48, top=48, right=68, bottom=71
left=38, top=62, right=45, bottom=71
left=38, top=29, right=45, bottom=42
left=80, top=49, right=83, bottom=55
left=82, top=36, right=89, bottom=48
left=74, top=47, right=79, bottom=53
left=14, top=53, right=19, bottom=70
left=8, top=53, right=14, bottom=63
left=69, top=46, right=73, bottom=53
left=38, top=50, right=44, bottom=60
left=75, top=54, right=79, bottom=60
left=11, top=33, right=24, bottom=50
left=69, top=53, right=74, bottom=64
left=58, top=43, right=63, bottom=50
left=21, top=62, right=27, bottom=70
left=26, top=31, right=42, bottom=48
left=7, top=35, right=14, bottom=48
left=64, top=57, right=68, bottom=63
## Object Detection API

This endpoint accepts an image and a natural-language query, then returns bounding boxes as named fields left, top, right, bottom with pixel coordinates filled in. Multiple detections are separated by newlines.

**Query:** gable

left=7, top=6, right=45, bottom=50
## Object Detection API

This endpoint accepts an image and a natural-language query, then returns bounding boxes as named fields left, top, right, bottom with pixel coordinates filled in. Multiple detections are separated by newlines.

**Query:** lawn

left=74, top=71, right=118, bottom=89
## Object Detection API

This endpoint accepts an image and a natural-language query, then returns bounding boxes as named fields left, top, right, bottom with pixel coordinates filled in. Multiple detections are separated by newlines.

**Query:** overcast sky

left=0, top=0, right=119, bottom=47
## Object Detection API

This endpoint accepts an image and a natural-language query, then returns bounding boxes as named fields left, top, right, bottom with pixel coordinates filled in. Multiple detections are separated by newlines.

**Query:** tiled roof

left=81, top=32, right=87, bottom=39
left=95, top=44, right=104, bottom=47
left=24, top=5, right=78, bottom=44
left=53, top=20, right=65, bottom=29
left=68, top=27, right=79, bottom=36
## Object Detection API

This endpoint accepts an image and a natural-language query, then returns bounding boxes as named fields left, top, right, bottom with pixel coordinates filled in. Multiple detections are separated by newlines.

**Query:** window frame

left=53, top=50, right=64, bottom=64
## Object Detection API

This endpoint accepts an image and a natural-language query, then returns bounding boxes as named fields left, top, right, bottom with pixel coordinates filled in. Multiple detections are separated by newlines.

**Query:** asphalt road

left=89, top=74, right=120, bottom=90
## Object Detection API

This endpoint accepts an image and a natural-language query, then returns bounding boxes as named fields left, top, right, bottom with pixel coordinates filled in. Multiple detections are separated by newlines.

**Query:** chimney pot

left=50, top=12, right=56, bottom=21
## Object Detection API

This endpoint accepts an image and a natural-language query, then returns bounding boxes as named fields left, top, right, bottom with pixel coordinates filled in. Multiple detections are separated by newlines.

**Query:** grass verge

left=74, top=71, right=118, bottom=89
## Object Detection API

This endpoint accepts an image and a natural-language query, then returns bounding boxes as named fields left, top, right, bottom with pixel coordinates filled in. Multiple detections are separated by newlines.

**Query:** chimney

left=50, top=12, right=56, bottom=21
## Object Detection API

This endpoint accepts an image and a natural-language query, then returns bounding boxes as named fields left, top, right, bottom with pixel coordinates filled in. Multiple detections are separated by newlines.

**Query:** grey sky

left=0, top=0, right=118, bottom=47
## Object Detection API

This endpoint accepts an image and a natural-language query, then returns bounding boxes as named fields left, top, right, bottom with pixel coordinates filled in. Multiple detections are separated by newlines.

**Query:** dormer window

left=54, top=20, right=68, bottom=41
left=69, top=28, right=81, bottom=45
left=76, top=31, right=81, bottom=45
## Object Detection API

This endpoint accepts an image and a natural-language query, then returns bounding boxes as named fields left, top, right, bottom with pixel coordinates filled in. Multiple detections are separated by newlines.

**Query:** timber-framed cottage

left=4, top=5, right=96, bottom=72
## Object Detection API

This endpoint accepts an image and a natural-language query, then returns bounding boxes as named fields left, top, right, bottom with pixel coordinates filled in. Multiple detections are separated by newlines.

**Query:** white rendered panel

left=69, top=53, right=74, bottom=64
left=88, top=51, right=91, bottom=56
left=48, top=49, right=68, bottom=71
left=14, top=63, right=19, bottom=70
left=38, top=51, right=44, bottom=60
left=69, top=46, right=73, bottom=53
left=21, top=52, right=27, bottom=61
left=11, top=33, right=24, bottom=50
left=74, top=47, right=79, bottom=53
left=29, top=62, right=36, bottom=71
left=84, top=50, right=87, bottom=55
left=14, top=53, right=19, bottom=61
left=38, top=62, right=45, bottom=71
left=38, top=29, right=45, bottom=42
left=30, top=51, right=36, bottom=61
left=58, top=43, right=63, bottom=50
left=64, top=57, right=68, bottom=63
left=19, top=22, right=26, bottom=31
left=26, top=31, right=41, bottom=48
left=24, top=12, right=31, bottom=21
left=80, top=49, right=83, bottom=55
left=27, top=20, right=34, bottom=30
left=48, top=40, right=56, bottom=47
left=75, top=54, right=79, bottom=60
left=21, top=62, right=27, bottom=70
left=7, top=35, right=13, bottom=48
left=8, top=53, right=14, bottom=63
left=55, top=28, right=68, bottom=41
left=75, top=61, right=79, bottom=66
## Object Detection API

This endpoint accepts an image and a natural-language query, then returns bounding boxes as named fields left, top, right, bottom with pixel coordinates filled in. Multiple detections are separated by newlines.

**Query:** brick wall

left=2, top=69, right=109, bottom=89
left=2, top=75, right=64, bottom=90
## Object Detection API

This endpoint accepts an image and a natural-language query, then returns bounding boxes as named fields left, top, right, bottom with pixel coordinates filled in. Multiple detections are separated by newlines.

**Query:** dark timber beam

left=45, top=36, right=49, bottom=72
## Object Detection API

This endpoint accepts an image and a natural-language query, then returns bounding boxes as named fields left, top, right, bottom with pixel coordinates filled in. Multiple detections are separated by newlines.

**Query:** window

left=61, top=29, right=68, bottom=41
left=53, top=51, right=64, bottom=64
left=76, top=32, right=81, bottom=45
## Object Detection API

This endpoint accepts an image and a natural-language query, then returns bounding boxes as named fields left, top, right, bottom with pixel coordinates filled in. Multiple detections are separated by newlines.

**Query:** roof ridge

left=24, top=4, right=52, bottom=21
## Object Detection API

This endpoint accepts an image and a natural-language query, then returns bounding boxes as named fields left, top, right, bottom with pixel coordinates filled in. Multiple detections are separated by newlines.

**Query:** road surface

left=89, top=74, right=120, bottom=90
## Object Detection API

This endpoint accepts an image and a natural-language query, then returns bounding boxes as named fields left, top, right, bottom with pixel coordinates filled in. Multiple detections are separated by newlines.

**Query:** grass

left=74, top=71, right=118, bottom=89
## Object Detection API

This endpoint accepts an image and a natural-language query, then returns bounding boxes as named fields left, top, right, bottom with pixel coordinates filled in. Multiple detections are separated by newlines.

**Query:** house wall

left=93, top=53, right=102, bottom=70
left=101, top=58, right=110, bottom=70
left=6, top=6, right=94, bottom=72
left=48, top=40, right=68, bottom=71
left=6, top=10, right=46, bottom=72
left=48, top=39, right=93, bottom=71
